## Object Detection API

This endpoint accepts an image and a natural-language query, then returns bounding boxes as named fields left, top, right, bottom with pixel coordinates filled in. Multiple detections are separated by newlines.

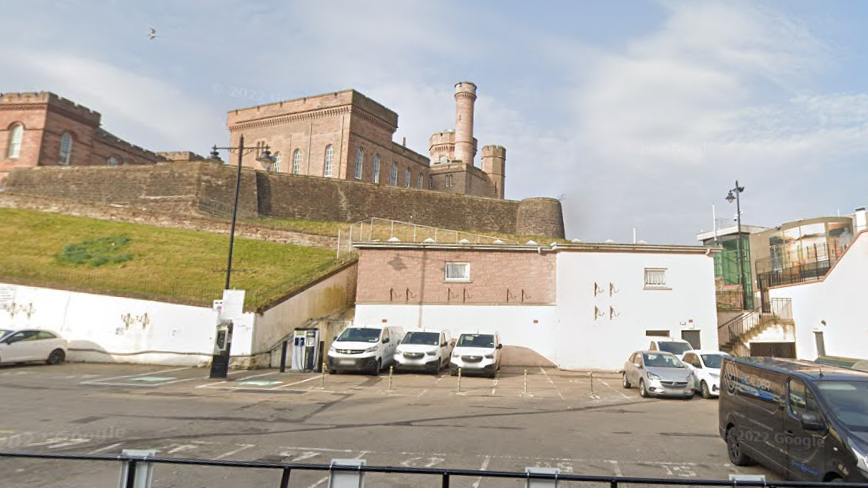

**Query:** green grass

left=245, top=217, right=348, bottom=237
left=0, top=208, right=346, bottom=310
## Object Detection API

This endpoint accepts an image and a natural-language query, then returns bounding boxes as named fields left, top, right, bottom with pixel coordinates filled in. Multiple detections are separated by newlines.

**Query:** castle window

left=354, top=147, right=364, bottom=180
left=429, top=176, right=434, bottom=189
left=272, top=151, right=281, bottom=172
left=390, top=162, right=398, bottom=186
left=323, top=144, right=334, bottom=177
left=417, top=173, right=423, bottom=189
left=446, top=174, right=454, bottom=188
left=59, top=132, right=73, bottom=165
left=372, top=155, right=380, bottom=183
left=404, top=168, right=411, bottom=188
left=7, top=123, right=23, bottom=159
left=292, top=149, right=301, bottom=174
left=107, top=156, right=119, bottom=167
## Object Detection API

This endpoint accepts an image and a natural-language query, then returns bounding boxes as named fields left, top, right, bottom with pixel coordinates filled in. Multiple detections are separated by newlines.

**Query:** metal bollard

left=590, top=371, right=595, bottom=396
left=118, top=449, right=156, bottom=488
left=457, top=367, right=462, bottom=393
left=524, top=369, right=528, bottom=395
left=389, top=365, right=394, bottom=390
left=321, top=361, right=326, bottom=387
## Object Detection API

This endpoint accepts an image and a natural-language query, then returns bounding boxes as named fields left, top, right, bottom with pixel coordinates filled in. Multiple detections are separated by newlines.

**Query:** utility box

left=291, top=328, right=321, bottom=372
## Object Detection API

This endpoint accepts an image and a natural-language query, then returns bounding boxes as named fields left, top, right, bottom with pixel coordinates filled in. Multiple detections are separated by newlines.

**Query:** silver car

left=622, top=350, right=694, bottom=399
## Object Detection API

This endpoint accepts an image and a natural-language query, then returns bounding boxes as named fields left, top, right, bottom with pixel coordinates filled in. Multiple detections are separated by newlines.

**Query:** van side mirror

left=800, top=412, right=825, bottom=432
left=496, top=344, right=503, bottom=350
left=441, top=342, right=448, bottom=348
left=382, top=337, right=390, bottom=344
left=633, top=362, right=642, bottom=369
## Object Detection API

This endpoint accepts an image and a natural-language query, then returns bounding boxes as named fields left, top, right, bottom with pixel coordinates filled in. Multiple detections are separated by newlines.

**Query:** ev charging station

left=290, top=328, right=321, bottom=372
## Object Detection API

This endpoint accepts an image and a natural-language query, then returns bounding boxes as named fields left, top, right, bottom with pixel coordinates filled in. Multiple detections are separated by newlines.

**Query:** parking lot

left=0, top=362, right=774, bottom=487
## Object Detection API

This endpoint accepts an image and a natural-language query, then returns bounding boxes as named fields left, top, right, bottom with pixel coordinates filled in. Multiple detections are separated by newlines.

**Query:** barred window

left=323, top=144, right=334, bottom=177
left=7, top=123, right=23, bottom=159
left=417, top=173, right=423, bottom=189
left=445, top=262, right=470, bottom=282
left=644, top=268, right=667, bottom=288
left=372, top=155, right=380, bottom=183
left=59, top=132, right=73, bottom=165
left=354, top=147, right=364, bottom=180
left=390, top=162, right=398, bottom=186
left=272, top=151, right=281, bottom=172
left=292, top=149, right=301, bottom=174
left=404, top=168, right=411, bottom=188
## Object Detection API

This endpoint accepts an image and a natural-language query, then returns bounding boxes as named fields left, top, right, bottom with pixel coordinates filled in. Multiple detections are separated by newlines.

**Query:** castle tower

left=481, top=145, right=506, bottom=199
left=453, top=81, right=477, bottom=165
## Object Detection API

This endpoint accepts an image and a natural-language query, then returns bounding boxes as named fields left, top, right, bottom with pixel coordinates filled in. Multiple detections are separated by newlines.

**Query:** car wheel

left=726, top=426, right=754, bottom=466
left=47, top=349, right=65, bottom=365
left=639, top=379, right=648, bottom=398
left=622, top=373, right=631, bottom=389
left=700, top=380, right=712, bottom=399
left=328, top=369, right=337, bottom=375
left=370, top=358, right=381, bottom=376
left=450, top=367, right=458, bottom=377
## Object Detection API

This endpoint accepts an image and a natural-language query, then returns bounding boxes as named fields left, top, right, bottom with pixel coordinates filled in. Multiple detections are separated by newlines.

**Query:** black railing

left=2, top=451, right=867, bottom=488
left=718, top=298, right=792, bottom=354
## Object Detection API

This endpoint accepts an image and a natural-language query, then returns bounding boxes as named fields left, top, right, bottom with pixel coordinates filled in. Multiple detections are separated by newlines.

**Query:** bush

left=57, top=235, right=134, bottom=267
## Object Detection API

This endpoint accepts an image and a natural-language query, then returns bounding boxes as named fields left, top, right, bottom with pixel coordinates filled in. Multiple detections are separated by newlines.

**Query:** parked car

left=648, top=337, right=695, bottom=360
left=720, top=356, right=868, bottom=482
left=394, top=329, right=453, bottom=373
left=326, top=325, right=404, bottom=375
left=682, top=350, right=730, bottom=399
left=450, top=331, right=502, bottom=378
left=622, top=350, right=694, bottom=399
left=0, top=329, right=68, bottom=365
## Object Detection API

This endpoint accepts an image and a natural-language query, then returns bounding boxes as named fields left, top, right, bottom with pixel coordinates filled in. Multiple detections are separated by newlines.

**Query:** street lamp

left=725, top=181, right=748, bottom=310
left=207, top=134, right=274, bottom=379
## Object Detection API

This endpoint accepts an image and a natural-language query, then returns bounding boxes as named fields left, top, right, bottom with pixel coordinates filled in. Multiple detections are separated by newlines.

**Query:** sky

left=2, top=0, right=867, bottom=244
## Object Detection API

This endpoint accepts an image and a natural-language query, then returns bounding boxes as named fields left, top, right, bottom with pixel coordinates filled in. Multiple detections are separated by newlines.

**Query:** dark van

left=719, top=357, right=868, bottom=482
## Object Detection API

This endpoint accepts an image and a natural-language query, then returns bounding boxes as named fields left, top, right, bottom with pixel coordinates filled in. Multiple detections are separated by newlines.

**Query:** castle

left=227, top=81, right=505, bottom=199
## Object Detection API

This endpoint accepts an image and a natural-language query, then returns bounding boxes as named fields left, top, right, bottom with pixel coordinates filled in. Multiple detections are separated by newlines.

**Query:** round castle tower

left=453, top=81, right=477, bottom=165
left=517, top=197, right=565, bottom=239
left=481, top=145, right=506, bottom=199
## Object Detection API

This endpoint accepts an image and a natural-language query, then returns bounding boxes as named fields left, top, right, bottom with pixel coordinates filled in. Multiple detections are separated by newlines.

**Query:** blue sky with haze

left=3, top=1, right=866, bottom=243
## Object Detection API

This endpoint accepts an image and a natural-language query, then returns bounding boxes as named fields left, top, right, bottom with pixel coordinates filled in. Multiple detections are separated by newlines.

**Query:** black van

left=719, top=356, right=868, bottom=482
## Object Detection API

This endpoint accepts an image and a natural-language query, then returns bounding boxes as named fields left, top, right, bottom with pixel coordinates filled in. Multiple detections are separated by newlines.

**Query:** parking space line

left=88, top=443, right=123, bottom=455
left=215, top=444, right=255, bottom=460
left=540, top=368, right=565, bottom=400
left=491, top=378, right=497, bottom=396
left=80, top=367, right=192, bottom=385
left=599, top=379, right=631, bottom=399
left=472, top=455, right=491, bottom=488
left=270, top=375, right=321, bottom=390
left=607, top=460, right=623, bottom=476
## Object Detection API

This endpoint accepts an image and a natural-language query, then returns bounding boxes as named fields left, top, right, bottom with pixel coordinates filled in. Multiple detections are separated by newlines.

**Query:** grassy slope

left=0, top=208, right=342, bottom=309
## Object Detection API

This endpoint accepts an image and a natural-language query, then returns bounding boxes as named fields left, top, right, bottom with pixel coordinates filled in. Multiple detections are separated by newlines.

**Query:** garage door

left=749, top=342, right=796, bottom=358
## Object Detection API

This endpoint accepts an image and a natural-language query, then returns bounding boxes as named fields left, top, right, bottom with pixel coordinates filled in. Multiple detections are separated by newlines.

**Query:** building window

left=354, top=147, right=364, bottom=180
left=107, top=156, right=119, bottom=167
left=292, top=149, right=301, bottom=174
left=372, top=155, right=380, bottom=183
left=59, top=132, right=73, bottom=165
left=390, top=162, right=398, bottom=186
left=404, top=168, right=411, bottom=188
left=7, top=123, right=23, bottom=159
left=323, top=144, right=334, bottom=177
left=445, top=174, right=454, bottom=188
left=271, top=151, right=281, bottom=172
left=644, top=268, right=668, bottom=289
left=429, top=176, right=434, bottom=189
left=445, top=262, right=470, bottom=282
left=417, top=173, right=423, bottom=189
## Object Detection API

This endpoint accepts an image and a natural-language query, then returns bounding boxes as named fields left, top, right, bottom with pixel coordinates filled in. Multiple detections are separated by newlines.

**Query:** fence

left=3, top=451, right=865, bottom=488
left=718, top=298, right=793, bottom=355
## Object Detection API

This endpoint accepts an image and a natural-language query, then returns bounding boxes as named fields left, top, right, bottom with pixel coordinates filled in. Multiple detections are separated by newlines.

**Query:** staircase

left=718, top=298, right=794, bottom=357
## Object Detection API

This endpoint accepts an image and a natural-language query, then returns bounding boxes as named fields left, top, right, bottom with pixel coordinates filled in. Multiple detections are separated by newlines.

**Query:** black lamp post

left=726, top=181, right=748, bottom=310
left=207, top=135, right=275, bottom=379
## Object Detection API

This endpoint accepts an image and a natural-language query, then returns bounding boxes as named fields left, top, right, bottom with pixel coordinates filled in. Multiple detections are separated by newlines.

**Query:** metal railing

left=2, top=451, right=866, bottom=488
left=718, top=298, right=792, bottom=355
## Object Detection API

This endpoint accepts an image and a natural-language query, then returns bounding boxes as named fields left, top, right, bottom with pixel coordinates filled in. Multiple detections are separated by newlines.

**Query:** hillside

left=0, top=208, right=348, bottom=310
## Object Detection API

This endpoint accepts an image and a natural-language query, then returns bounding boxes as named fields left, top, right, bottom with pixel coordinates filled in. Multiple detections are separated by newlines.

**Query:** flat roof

left=354, top=241, right=721, bottom=255
left=696, top=224, right=769, bottom=242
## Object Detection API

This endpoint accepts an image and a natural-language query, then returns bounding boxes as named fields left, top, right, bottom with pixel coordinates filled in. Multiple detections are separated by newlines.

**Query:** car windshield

left=402, top=332, right=440, bottom=346
left=643, top=353, right=685, bottom=368
left=701, top=354, right=727, bottom=369
left=336, top=328, right=381, bottom=343
left=816, top=381, right=868, bottom=432
left=0, top=329, right=12, bottom=340
left=658, top=342, right=692, bottom=355
left=457, top=334, right=494, bottom=348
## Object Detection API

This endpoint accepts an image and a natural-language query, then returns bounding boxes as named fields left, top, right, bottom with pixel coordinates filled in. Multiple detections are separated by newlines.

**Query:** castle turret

left=453, top=82, right=477, bottom=165
left=481, top=145, right=506, bottom=199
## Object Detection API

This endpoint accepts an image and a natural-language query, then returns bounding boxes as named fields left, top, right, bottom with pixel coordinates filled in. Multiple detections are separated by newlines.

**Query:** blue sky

left=3, top=0, right=866, bottom=243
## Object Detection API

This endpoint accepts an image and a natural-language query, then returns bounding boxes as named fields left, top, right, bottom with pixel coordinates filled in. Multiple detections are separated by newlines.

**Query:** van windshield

left=658, top=342, right=692, bottom=355
left=403, top=332, right=440, bottom=346
left=701, top=354, right=727, bottom=369
left=457, top=334, right=494, bottom=348
left=816, top=381, right=868, bottom=432
left=643, top=353, right=685, bottom=368
left=336, top=328, right=381, bottom=343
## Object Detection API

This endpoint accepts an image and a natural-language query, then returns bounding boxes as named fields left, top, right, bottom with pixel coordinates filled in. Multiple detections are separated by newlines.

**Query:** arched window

left=372, top=155, right=380, bottom=183
left=7, top=124, right=23, bottom=159
left=390, top=162, right=398, bottom=186
left=417, top=173, right=423, bottom=189
left=292, top=149, right=301, bottom=175
left=272, top=152, right=281, bottom=172
left=323, top=144, right=334, bottom=177
left=108, top=156, right=119, bottom=167
left=59, top=133, right=73, bottom=165
left=354, top=147, right=364, bottom=180
left=404, top=168, right=411, bottom=188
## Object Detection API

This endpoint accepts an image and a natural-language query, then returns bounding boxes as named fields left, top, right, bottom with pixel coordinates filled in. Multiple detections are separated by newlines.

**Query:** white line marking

left=271, top=375, right=322, bottom=389
left=491, top=378, right=498, bottom=396
left=540, top=368, right=565, bottom=400
left=280, top=446, right=355, bottom=453
left=608, top=460, right=623, bottom=477
left=417, top=389, right=429, bottom=397
left=472, top=455, right=491, bottom=488
left=81, top=367, right=191, bottom=384
left=599, top=379, right=631, bottom=399
left=88, top=443, right=123, bottom=455
left=215, top=444, right=255, bottom=460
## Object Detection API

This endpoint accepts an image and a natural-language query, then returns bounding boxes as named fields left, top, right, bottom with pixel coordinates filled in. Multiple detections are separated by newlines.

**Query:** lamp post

left=207, top=135, right=275, bottom=379
left=726, top=181, right=748, bottom=310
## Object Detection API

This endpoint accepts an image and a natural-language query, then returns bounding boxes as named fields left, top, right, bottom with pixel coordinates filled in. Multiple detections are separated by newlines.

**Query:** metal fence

left=3, top=451, right=866, bottom=488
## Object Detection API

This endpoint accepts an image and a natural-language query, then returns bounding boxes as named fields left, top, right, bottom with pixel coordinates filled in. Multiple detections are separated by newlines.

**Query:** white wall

left=555, top=251, right=719, bottom=371
left=353, top=304, right=558, bottom=363
left=769, top=232, right=868, bottom=360
left=0, top=282, right=254, bottom=366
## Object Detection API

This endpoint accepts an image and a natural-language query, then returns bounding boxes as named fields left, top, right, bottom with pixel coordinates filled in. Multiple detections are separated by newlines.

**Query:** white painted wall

left=769, top=232, right=868, bottom=360
left=0, top=282, right=254, bottom=366
left=555, top=251, right=719, bottom=371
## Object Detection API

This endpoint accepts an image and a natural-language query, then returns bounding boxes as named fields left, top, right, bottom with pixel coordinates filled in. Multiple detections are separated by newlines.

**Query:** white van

left=449, top=331, right=502, bottom=378
left=394, top=329, right=453, bottom=373
left=326, top=325, right=405, bottom=375
left=648, top=337, right=694, bottom=360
